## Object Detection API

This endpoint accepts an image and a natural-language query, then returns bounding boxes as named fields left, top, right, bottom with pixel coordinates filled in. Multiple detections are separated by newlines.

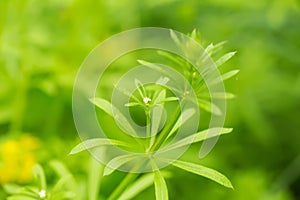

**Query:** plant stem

left=108, top=172, right=138, bottom=200
left=149, top=105, right=181, bottom=152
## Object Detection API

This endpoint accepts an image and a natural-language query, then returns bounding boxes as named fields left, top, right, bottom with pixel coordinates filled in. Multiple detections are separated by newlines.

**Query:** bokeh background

left=1, top=0, right=300, bottom=199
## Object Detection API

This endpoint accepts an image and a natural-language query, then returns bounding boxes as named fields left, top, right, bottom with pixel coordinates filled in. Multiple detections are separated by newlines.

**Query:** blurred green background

left=1, top=0, right=300, bottom=199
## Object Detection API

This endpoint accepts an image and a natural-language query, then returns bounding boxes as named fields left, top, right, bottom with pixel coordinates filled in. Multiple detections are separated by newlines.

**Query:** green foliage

left=4, top=162, right=76, bottom=200
left=69, top=29, right=237, bottom=199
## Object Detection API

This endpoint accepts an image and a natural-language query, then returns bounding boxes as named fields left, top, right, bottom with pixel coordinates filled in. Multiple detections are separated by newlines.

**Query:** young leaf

left=170, top=160, right=233, bottom=188
left=90, top=98, right=113, bottom=116
left=153, top=170, right=169, bottom=200
left=119, top=171, right=171, bottom=200
left=33, top=164, right=47, bottom=191
left=124, top=102, right=140, bottom=107
left=114, top=85, right=140, bottom=103
left=170, top=29, right=181, bottom=47
left=199, top=92, right=235, bottom=99
left=215, top=51, right=236, bottom=67
left=198, top=99, right=222, bottom=115
left=221, top=70, right=239, bottom=81
left=151, top=105, right=164, bottom=137
left=69, top=138, right=129, bottom=155
left=104, top=154, right=140, bottom=176
left=91, top=98, right=137, bottom=135
left=166, top=108, right=195, bottom=140
left=134, top=79, right=146, bottom=99
left=161, top=127, right=232, bottom=152
left=157, top=50, right=185, bottom=70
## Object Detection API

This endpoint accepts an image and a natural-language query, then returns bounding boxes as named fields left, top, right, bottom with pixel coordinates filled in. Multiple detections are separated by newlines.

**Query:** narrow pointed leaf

left=198, top=99, right=222, bottom=115
left=161, top=128, right=232, bottom=152
left=114, top=85, right=140, bottom=103
left=199, top=92, right=235, bottom=99
left=51, top=175, right=73, bottom=194
left=208, top=69, right=239, bottom=85
left=124, top=102, right=141, bottom=107
left=90, top=98, right=113, bottom=116
left=215, top=51, right=236, bottom=67
left=159, top=97, right=179, bottom=103
left=135, top=79, right=146, bottom=98
left=33, top=164, right=47, bottom=191
left=157, top=50, right=185, bottom=68
left=170, top=160, right=233, bottom=188
left=91, top=98, right=137, bottom=135
left=170, top=29, right=181, bottom=47
left=104, top=154, right=140, bottom=176
left=119, top=171, right=171, bottom=200
left=151, top=105, right=164, bottom=137
left=221, top=69, right=239, bottom=81
left=7, top=196, right=37, bottom=200
left=154, top=170, right=169, bottom=200
left=167, top=108, right=195, bottom=140
left=69, top=138, right=129, bottom=155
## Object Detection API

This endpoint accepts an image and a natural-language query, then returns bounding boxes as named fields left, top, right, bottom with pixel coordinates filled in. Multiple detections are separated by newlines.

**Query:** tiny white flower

left=143, top=97, right=151, bottom=104
left=39, top=190, right=46, bottom=198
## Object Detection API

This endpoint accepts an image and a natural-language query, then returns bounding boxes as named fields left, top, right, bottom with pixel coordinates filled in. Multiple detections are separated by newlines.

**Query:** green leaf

left=161, top=127, right=232, bottom=152
left=199, top=92, right=235, bottom=99
left=49, top=191, right=76, bottom=200
left=104, top=154, right=140, bottom=176
left=215, top=51, right=236, bottom=67
left=170, top=29, right=181, bottom=47
left=3, top=184, right=23, bottom=194
left=69, top=138, right=129, bottom=155
left=166, top=108, right=195, bottom=140
left=170, top=160, right=233, bottom=188
left=135, top=79, right=146, bottom=98
left=221, top=69, right=239, bottom=81
left=153, top=170, right=169, bottom=200
left=88, top=157, right=104, bottom=200
left=90, top=98, right=112, bottom=116
left=157, top=50, right=185, bottom=69
left=114, top=85, right=140, bottom=103
left=159, top=97, right=179, bottom=103
left=33, top=164, right=47, bottom=191
left=152, top=89, right=166, bottom=105
left=124, top=102, right=141, bottom=107
left=49, top=160, right=72, bottom=177
left=51, top=175, right=73, bottom=195
left=151, top=105, right=164, bottom=137
left=91, top=98, right=137, bottom=135
left=198, top=99, right=222, bottom=115
left=7, top=195, right=37, bottom=200
left=119, top=171, right=171, bottom=200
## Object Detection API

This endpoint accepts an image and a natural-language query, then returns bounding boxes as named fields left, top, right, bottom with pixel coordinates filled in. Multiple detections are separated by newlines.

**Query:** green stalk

left=146, top=109, right=151, bottom=138
left=149, top=105, right=181, bottom=152
left=108, top=171, right=138, bottom=200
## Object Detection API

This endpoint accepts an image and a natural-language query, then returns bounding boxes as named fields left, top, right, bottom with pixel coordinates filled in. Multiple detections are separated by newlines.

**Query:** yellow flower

left=0, top=134, right=39, bottom=184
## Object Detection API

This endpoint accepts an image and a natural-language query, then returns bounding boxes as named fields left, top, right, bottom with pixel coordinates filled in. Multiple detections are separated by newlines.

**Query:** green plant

left=70, top=29, right=238, bottom=199
left=3, top=161, right=76, bottom=200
